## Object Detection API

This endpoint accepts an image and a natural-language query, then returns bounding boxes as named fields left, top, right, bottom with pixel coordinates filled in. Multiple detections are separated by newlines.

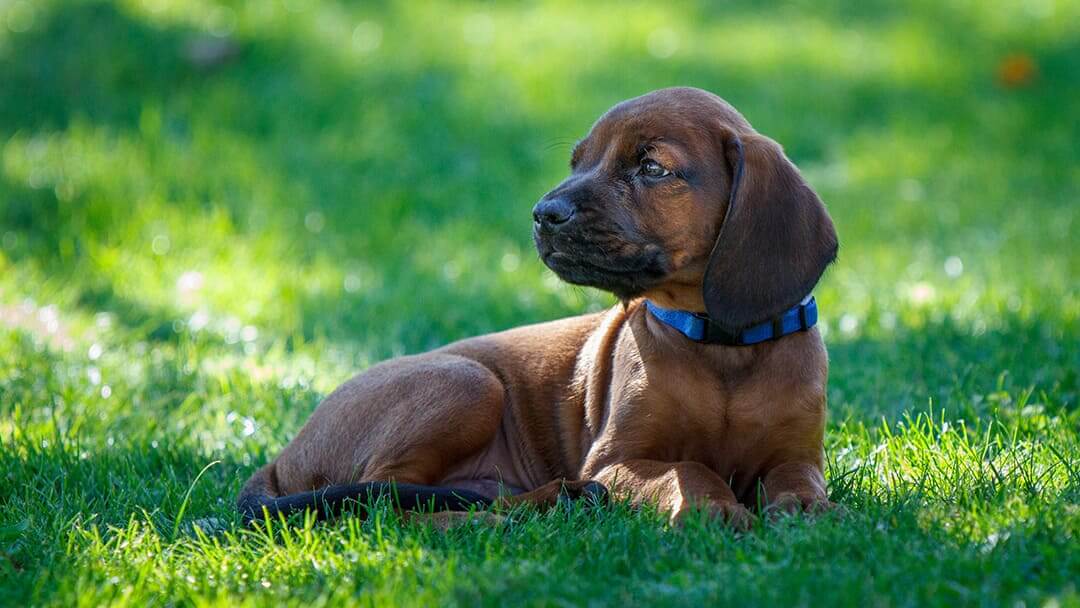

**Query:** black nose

left=532, top=197, right=576, bottom=228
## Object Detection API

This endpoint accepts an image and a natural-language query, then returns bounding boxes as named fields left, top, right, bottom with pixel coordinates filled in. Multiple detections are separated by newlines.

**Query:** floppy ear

left=702, top=130, right=838, bottom=333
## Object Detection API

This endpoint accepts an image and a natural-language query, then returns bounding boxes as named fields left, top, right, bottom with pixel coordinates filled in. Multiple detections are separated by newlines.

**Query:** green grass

left=1, top=0, right=1078, bottom=605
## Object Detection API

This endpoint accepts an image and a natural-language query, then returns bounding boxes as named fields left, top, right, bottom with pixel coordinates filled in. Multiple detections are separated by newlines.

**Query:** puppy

left=239, top=87, right=838, bottom=528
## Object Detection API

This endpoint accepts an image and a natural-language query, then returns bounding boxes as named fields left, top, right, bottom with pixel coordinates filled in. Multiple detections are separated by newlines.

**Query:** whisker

left=543, top=138, right=577, bottom=152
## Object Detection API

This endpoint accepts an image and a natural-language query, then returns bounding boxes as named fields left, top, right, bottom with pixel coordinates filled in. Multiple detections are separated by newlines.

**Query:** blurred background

left=2, top=2, right=1078, bottom=602
left=0, top=0, right=1076, bottom=451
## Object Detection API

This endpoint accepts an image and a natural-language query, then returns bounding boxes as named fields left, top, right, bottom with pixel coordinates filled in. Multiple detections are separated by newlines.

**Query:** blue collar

left=645, top=296, right=818, bottom=346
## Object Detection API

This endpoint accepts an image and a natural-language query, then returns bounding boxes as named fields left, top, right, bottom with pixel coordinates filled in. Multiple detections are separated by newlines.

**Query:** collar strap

left=645, top=296, right=818, bottom=346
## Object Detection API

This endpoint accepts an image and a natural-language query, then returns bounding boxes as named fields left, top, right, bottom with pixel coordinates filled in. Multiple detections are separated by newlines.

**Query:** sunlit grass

left=0, top=0, right=1077, bottom=605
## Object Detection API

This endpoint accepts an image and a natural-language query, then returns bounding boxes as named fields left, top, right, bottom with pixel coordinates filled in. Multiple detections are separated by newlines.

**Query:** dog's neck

left=640, top=280, right=708, bottom=313
left=644, top=296, right=817, bottom=346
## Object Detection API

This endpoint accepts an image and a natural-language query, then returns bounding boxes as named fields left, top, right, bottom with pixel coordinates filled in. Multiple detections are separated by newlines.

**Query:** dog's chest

left=680, top=390, right=774, bottom=471
left=606, top=355, right=791, bottom=476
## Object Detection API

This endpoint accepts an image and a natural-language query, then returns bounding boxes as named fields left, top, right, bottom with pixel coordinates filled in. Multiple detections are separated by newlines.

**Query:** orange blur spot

left=997, top=54, right=1037, bottom=88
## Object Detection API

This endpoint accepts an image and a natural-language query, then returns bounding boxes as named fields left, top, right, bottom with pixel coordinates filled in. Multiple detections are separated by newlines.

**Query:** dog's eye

left=640, top=158, right=671, bottom=178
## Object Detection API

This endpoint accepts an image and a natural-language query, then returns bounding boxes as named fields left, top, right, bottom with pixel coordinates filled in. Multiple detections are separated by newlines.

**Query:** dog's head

left=533, top=87, right=838, bottom=333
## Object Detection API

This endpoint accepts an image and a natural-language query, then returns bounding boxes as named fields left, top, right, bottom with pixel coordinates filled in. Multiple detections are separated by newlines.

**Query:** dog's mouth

left=535, top=234, right=668, bottom=299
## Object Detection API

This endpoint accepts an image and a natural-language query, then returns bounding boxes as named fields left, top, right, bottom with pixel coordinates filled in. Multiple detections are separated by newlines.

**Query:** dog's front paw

left=765, top=492, right=840, bottom=517
left=556, top=480, right=609, bottom=508
left=671, top=500, right=756, bottom=531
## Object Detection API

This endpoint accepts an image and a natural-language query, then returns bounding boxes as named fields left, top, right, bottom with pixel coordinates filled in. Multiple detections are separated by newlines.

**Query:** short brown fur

left=240, top=87, right=838, bottom=528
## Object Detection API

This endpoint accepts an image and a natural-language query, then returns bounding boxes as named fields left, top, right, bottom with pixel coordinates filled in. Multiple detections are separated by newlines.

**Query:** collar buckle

left=702, top=322, right=742, bottom=346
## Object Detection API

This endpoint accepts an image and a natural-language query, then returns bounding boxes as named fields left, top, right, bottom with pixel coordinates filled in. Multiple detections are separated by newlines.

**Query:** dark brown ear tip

left=701, top=211, right=839, bottom=334
left=821, top=235, right=840, bottom=266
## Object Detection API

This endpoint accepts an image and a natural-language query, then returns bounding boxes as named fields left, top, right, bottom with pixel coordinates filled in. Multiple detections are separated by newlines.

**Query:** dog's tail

left=236, top=463, right=492, bottom=525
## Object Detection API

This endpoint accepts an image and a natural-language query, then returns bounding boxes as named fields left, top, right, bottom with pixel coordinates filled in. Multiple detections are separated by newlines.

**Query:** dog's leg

left=760, top=461, right=833, bottom=515
left=239, top=355, right=509, bottom=523
left=590, top=460, right=755, bottom=529
left=270, top=355, right=506, bottom=492
left=492, top=479, right=608, bottom=510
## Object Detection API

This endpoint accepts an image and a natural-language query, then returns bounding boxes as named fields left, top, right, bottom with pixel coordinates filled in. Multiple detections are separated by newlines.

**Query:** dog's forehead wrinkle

left=590, top=121, right=727, bottom=168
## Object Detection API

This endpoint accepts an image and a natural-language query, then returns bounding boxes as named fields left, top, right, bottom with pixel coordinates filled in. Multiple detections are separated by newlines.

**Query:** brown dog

left=238, top=87, right=838, bottom=529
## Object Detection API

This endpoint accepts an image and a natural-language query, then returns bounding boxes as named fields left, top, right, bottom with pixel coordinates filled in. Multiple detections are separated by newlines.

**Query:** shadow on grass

left=0, top=2, right=579, bottom=348
left=2, top=1, right=1077, bottom=353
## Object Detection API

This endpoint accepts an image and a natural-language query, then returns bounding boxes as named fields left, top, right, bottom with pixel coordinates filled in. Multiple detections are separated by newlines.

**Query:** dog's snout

left=532, top=197, right=576, bottom=229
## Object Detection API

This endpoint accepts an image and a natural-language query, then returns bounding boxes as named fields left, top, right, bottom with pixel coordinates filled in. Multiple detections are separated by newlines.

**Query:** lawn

left=1, top=0, right=1078, bottom=605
